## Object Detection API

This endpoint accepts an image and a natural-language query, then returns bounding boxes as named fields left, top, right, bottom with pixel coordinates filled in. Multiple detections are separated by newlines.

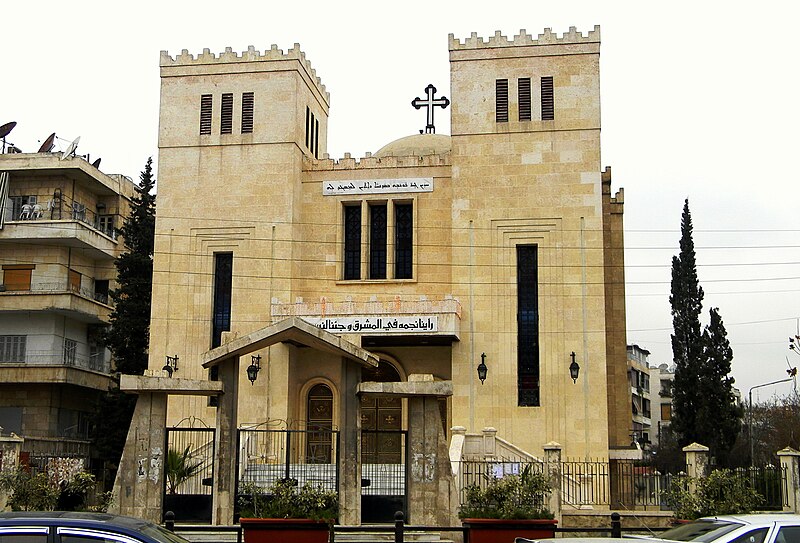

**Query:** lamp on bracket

left=163, top=355, right=179, bottom=377
left=247, top=354, right=261, bottom=385
left=477, top=352, right=488, bottom=385
left=569, top=352, right=580, bottom=383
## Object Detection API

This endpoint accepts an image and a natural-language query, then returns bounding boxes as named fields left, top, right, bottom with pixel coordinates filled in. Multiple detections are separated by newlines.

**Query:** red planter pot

left=240, top=518, right=331, bottom=543
left=461, top=518, right=558, bottom=543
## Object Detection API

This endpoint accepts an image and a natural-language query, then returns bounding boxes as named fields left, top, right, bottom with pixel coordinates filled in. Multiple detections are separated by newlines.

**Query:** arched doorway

left=305, top=383, right=333, bottom=463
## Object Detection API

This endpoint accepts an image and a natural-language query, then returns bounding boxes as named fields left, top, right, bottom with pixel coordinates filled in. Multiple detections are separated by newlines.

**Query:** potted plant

left=238, top=478, right=338, bottom=543
left=459, top=465, right=556, bottom=543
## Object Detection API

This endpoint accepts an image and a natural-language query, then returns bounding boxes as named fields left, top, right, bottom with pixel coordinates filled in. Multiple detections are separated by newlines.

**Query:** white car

left=515, top=514, right=800, bottom=543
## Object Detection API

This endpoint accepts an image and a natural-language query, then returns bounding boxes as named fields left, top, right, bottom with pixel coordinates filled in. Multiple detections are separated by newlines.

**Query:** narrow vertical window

left=541, top=76, right=554, bottom=121
left=394, top=203, right=413, bottom=279
left=314, top=119, right=320, bottom=159
left=517, top=245, right=539, bottom=406
left=212, top=253, right=233, bottom=348
left=343, top=205, right=361, bottom=280
left=220, top=93, right=233, bottom=134
left=496, top=79, right=509, bottom=123
left=241, top=92, right=254, bottom=134
left=68, top=269, right=81, bottom=293
left=518, top=77, right=531, bottom=121
left=369, top=204, right=387, bottom=279
left=200, top=94, right=212, bottom=135
left=305, top=106, right=311, bottom=148
left=63, top=338, right=77, bottom=366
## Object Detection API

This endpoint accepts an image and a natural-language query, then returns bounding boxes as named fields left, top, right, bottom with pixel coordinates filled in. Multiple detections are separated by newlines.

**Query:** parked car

left=0, top=511, right=190, bottom=543
left=515, top=514, right=800, bottom=543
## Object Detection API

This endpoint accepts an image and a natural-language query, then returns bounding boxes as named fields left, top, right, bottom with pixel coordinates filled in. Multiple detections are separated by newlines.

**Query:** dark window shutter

left=518, top=78, right=531, bottom=121
left=496, top=79, right=509, bottom=123
left=241, top=92, right=254, bottom=134
left=343, top=205, right=361, bottom=280
left=369, top=204, right=387, bottom=279
left=394, top=203, right=413, bottom=279
left=541, top=76, right=554, bottom=121
left=517, top=245, right=540, bottom=406
left=220, top=93, right=233, bottom=134
left=200, top=94, right=212, bottom=135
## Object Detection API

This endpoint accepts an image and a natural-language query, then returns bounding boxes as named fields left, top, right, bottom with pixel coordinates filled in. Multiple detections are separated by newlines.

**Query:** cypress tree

left=669, top=199, right=705, bottom=446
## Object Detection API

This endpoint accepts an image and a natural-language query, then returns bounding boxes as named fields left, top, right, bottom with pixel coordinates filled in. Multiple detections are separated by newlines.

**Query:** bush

left=0, top=468, right=107, bottom=512
left=663, top=469, right=765, bottom=520
left=238, top=479, right=338, bottom=521
left=458, top=465, right=553, bottom=520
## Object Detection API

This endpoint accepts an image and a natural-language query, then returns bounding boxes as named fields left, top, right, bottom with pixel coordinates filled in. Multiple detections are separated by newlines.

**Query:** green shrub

left=458, top=465, right=553, bottom=520
left=663, top=469, right=765, bottom=520
left=238, top=479, right=338, bottom=521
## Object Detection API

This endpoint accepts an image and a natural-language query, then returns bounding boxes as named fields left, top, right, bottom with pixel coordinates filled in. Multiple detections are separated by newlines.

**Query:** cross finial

left=411, top=84, right=450, bottom=134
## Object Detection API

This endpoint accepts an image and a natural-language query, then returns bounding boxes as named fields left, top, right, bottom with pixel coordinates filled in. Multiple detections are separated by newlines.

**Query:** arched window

left=306, top=383, right=333, bottom=463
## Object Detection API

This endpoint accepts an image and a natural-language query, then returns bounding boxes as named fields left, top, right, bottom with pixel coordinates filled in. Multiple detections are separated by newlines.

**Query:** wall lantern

left=247, top=354, right=261, bottom=385
left=162, top=355, right=179, bottom=377
left=477, top=352, right=488, bottom=385
left=569, top=352, right=580, bottom=383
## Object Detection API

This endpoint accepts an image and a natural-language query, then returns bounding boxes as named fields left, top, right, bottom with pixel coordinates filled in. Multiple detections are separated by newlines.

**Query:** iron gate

left=163, top=427, right=215, bottom=523
left=361, top=429, right=408, bottom=523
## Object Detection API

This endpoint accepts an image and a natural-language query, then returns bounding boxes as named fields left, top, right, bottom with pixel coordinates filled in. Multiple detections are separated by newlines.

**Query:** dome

left=374, top=133, right=451, bottom=158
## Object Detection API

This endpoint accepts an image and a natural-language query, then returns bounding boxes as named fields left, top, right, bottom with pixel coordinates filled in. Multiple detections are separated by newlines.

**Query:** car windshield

left=658, top=520, right=744, bottom=542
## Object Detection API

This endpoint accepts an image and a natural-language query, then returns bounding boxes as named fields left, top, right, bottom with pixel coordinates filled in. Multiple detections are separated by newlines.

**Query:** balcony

left=0, top=216, right=118, bottom=260
left=0, top=349, right=110, bottom=373
left=0, top=282, right=113, bottom=323
left=0, top=351, right=114, bottom=390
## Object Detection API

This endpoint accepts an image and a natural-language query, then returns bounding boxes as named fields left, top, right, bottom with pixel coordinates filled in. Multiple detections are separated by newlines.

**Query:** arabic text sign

left=323, top=178, right=434, bottom=196
left=303, top=316, right=438, bottom=334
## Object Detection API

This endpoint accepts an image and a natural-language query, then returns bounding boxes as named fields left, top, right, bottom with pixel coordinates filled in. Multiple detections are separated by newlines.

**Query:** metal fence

left=455, top=460, right=546, bottom=506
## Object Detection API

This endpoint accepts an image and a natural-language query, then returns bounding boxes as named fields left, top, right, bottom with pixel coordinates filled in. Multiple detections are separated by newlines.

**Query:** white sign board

left=323, top=178, right=434, bottom=196
left=302, top=316, right=438, bottom=334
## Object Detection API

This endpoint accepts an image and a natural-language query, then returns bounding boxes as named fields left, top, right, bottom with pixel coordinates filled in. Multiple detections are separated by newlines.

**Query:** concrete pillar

left=339, top=358, right=362, bottom=525
left=543, top=442, right=562, bottom=519
left=108, top=392, right=168, bottom=523
left=683, top=442, right=710, bottom=480
left=777, top=447, right=800, bottom=513
left=407, top=396, right=454, bottom=525
left=212, top=356, right=239, bottom=525
left=482, top=427, right=497, bottom=459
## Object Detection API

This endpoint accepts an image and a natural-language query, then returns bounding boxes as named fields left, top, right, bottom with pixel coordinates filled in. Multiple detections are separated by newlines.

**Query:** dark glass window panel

left=200, top=94, right=212, bottom=135
left=212, top=253, right=233, bottom=348
left=241, top=92, right=254, bottom=134
left=394, top=203, right=413, bottom=279
left=305, top=106, right=310, bottom=148
left=369, top=204, right=387, bottom=279
left=517, top=245, right=540, bottom=406
left=220, top=93, right=233, bottom=134
left=496, top=79, right=509, bottom=122
left=343, top=205, right=361, bottom=280
left=314, top=119, right=320, bottom=159
left=518, top=77, right=531, bottom=121
left=541, top=76, right=554, bottom=121
left=306, top=383, right=333, bottom=463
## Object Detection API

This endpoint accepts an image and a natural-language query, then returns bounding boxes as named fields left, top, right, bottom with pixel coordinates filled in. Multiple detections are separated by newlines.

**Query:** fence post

left=163, top=510, right=175, bottom=532
left=394, top=510, right=405, bottom=543
left=610, top=512, right=621, bottom=538
left=543, top=442, right=562, bottom=519
left=683, top=442, right=709, bottom=480
left=777, top=447, right=800, bottom=513
left=482, top=427, right=497, bottom=459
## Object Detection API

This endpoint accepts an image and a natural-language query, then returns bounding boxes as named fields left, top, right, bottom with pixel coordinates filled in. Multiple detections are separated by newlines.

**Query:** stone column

left=482, top=427, right=497, bottom=459
left=109, top=392, right=168, bottom=523
left=683, top=442, right=710, bottom=480
left=213, top=356, right=239, bottom=525
left=777, top=447, right=800, bottom=513
left=339, top=358, right=362, bottom=525
left=543, top=442, right=562, bottom=519
left=407, top=395, right=453, bottom=525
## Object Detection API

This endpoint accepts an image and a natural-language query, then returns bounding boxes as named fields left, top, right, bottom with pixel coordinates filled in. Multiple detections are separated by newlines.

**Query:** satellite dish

left=60, top=136, right=80, bottom=160
left=91, top=157, right=101, bottom=169
left=1, top=121, right=17, bottom=154
left=38, top=133, right=56, bottom=153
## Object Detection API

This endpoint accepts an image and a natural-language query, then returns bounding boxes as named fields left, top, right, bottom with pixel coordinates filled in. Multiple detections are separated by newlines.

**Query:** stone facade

left=148, top=25, right=629, bottom=522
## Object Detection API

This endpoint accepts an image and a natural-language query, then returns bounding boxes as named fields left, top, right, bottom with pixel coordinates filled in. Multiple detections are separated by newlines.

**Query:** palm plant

left=166, top=445, right=203, bottom=494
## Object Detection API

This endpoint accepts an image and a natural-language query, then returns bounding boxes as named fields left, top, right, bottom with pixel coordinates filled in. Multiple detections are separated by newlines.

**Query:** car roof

left=697, top=514, right=800, bottom=524
left=0, top=512, right=156, bottom=530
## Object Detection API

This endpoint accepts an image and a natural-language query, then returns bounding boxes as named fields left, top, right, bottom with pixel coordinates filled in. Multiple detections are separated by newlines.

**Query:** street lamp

left=749, top=376, right=793, bottom=464
left=569, top=352, right=580, bottom=383
left=247, top=354, right=261, bottom=385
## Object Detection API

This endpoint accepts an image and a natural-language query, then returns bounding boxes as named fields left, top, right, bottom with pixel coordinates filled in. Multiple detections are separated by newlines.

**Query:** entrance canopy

left=201, top=316, right=379, bottom=368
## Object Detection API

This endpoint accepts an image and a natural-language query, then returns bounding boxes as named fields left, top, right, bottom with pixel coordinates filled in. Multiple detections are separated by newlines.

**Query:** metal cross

left=411, top=84, right=450, bottom=134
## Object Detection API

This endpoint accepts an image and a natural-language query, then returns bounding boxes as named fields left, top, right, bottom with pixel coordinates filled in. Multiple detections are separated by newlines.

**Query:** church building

left=137, top=25, right=631, bottom=524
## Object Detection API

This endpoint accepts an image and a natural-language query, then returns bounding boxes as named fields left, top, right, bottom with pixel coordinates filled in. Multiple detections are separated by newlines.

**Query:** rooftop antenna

left=60, top=136, right=80, bottom=160
left=37, top=132, right=56, bottom=153
left=0, top=122, right=17, bottom=154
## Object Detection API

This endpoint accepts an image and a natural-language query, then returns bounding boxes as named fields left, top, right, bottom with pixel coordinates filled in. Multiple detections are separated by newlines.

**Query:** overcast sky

left=4, top=0, right=799, bottom=401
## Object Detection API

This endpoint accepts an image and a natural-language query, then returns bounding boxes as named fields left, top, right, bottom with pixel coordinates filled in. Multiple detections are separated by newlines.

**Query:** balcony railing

left=9, top=199, right=117, bottom=240
left=0, top=349, right=110, bottom=373
left=2, top=281, right=111, bottom=306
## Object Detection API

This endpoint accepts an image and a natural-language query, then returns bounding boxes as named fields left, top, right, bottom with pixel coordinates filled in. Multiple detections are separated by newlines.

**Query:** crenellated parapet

left=160, top=44, right=329, bottom=104
left=305, top=151, right=451, bottom=171
left=449, top=25, right=600, bottom=51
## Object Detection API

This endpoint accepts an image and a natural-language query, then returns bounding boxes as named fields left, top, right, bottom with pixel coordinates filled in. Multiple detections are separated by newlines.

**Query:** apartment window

left=394, top=203, right=413, bottom=279
left=541, top=76, right=554, bottom=121
left=212, top=253, right=233, bottom=348
left=10, top=195, right=37, bottom=220
left=496, top=79, right=509, bottom=123
left=0, top=335, right=26, bottom=362
left=369, top=204, right=387, bottom=280
left=661, top=403, right=672, bottom=421
left=643, top=398, right=651, bottom=418
left=68, top=269, right=81, bottom=293
left=241, top=92, right=254, bottom=134
left=343, top=205, right=362, bottom=280
left=220, top=93, right=233, bottom=134
left=517, top=245, right=539, bottom=406
left=518, top=77, right=531, bottom=121
left=200, top=94, right=213, bottom=135
left=2, top=264, right=34, bottom=291
left=94, top=279, right=109, bottom=304
left=63, top=338, right=77, bottom=365
left=97, top=214, right=114, bottom=237
left=71, top=202, right=86, bottom=222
